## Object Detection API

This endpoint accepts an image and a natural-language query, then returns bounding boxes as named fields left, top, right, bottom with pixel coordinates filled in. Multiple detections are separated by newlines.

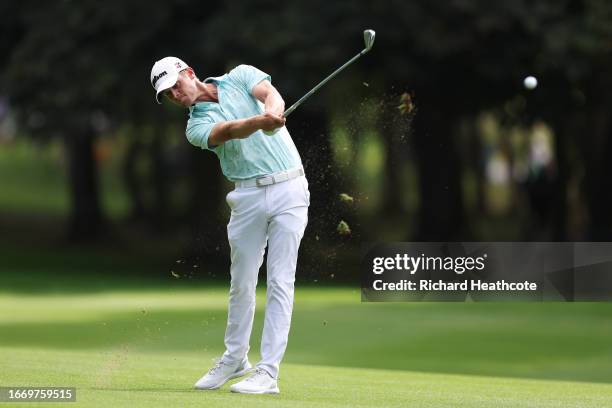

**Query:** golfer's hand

left=265, top=106, right=285, bottom=118
left=259, top=112, right=285, bottom=132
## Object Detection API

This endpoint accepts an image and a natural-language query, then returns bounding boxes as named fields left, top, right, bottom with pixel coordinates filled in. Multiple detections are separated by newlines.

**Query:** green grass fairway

left=1, top=287, right=612, bottom=407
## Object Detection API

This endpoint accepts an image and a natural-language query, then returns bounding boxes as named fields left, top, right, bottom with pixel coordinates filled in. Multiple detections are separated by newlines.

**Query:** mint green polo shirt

left=186, top=64, right=302, bottom=181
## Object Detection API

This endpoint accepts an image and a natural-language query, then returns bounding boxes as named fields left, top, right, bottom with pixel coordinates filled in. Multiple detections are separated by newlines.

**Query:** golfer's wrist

left=265, top=107, right=284, bottom=117
left=254, top=115, right=276, bottom=132
left=252, top=116, right=268, bottom=131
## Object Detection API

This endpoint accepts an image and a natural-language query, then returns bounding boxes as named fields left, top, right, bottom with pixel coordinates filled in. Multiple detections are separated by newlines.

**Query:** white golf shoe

left=229, top=367, right=279, bottom=394
left=194, top=358, right=252, bottom=390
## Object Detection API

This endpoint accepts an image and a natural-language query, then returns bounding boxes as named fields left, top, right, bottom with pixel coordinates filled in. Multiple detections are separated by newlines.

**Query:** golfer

left=150, top=57, right=309, bottom=394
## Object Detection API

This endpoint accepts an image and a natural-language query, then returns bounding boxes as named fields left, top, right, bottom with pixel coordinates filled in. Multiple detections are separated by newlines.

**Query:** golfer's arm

left=207, top=117, right=263, bottom=147
left=252, top=80, right=285, bottom=117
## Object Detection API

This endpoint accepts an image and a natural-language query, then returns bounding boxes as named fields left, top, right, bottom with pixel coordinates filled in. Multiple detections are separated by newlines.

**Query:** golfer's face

left=166, top=71, right=196, bottom=106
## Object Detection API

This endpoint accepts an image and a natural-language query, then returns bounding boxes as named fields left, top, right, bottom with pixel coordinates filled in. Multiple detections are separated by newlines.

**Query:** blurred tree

left=361, top=0, right=612, bottom=240
left=3, top=0, right=612, bottom=250
left=2, top=0, right=225, bottom=243
left=525, top=0, right=612, bottom=239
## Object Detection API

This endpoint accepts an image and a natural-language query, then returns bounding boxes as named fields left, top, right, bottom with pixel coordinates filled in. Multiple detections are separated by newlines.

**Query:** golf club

left=283, top=29, right=376, bottom=117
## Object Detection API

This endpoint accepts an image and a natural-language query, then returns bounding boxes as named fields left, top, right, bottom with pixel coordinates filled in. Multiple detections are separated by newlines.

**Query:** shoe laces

left=246, top=368, right=269, bottom=382
left=207, top=359, right=226, bottom=375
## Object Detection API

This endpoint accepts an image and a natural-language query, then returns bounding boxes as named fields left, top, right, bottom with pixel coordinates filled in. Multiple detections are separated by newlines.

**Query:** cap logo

left=175, top=62, right=182, bottom=69
left=152, top=71, right=167, bottom=87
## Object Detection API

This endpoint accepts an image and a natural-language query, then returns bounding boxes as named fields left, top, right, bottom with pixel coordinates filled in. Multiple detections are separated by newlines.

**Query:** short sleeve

left=186, top=116, right=218, bottom=151
left=228, top=64, right=271, bottom=95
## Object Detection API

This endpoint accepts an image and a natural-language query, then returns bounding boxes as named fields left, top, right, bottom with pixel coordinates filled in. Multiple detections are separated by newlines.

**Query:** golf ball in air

left=523, top=76, right=538, bottom=90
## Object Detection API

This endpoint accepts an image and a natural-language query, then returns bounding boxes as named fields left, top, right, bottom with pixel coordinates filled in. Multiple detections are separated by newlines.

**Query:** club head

left=363, top=29, right=376, bottom=52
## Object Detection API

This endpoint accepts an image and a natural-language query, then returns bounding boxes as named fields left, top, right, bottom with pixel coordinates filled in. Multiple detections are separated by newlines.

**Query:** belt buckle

left=256, top=176, right=271, bottom=187
left=275, top=172, right=288, bottom=184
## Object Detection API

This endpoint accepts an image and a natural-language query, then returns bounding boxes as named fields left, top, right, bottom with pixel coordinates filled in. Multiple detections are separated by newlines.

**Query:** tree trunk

left=584, top=109, right=612, bottom=240
left=65, top=131, right=105, bottom=242
left=186, top=145, right=226, bottom=260
left=380, top=102, right=404, bottom=215
left=150, top=127, right=168, bottom=231
left=551, top=122, right=570, bottom=241
left=122, top=134, right=147, bottom=223
left=594, top=127, right=612, bottom=239
left=412, top=99, right=464, bottom=241
left=289, top=108, right=341, bottom=241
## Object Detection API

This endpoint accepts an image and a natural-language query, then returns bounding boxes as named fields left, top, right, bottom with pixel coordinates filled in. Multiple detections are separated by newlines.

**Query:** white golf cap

left=150, top=56, right=189, bottom=104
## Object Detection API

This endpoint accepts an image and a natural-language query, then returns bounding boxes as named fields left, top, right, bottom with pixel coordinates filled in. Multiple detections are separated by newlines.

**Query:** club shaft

left=284, top=49, right=367, bottom=117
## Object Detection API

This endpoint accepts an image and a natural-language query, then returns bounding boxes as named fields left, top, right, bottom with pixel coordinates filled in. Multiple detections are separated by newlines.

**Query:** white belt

left=234, top=167, right=305, bottom=188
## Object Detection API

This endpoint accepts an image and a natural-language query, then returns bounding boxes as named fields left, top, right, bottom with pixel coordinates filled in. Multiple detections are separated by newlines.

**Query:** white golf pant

left=220, top=174, right=309, bottom=379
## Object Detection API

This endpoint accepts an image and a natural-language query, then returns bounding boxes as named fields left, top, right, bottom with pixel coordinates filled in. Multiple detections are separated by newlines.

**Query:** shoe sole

left=230, top=386, right=280, bottom=395
left=194, top=366, right=252, bottom=390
